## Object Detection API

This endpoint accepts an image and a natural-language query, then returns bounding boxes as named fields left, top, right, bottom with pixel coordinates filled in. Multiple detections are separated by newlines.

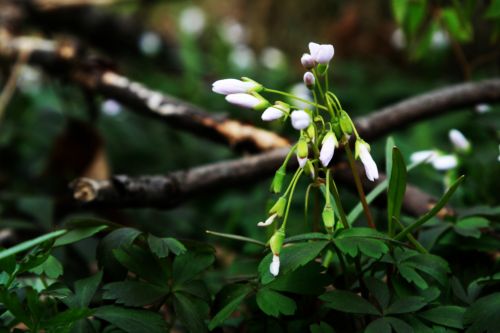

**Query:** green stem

left=312, top=69, right=326, bottom=101
left=329, top=175, right=350, bottom=229
left=281, top=168, right=304, bottom=230
left=263, top=88, right=327, bottom=110
left=392, top=218, right=428, bottom=254
left=344, top=144, right=375, bottom=229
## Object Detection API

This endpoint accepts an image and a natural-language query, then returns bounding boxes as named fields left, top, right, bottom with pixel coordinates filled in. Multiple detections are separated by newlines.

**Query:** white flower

left=101, top=99, right=122, bottom=116
left=475, top=103, right=491, bottom=114
left=257, top=213, right=278, bottom=227
left=212, top=79, right=260, bottom=95
left=229, top=44, right=255, bottom=69
left=432, top=155, right=458, bottom=170
left=391, top=28, right=406, bottom=50
left=449, top=129, right=471, bottom=152
left=303, top=72, right=315, bottom=89
left=138, top=32, right=162, bottom=56
left=430, top=30, right=449, bottom=50
left=270, top=255, right=280, bottom=276
left=225, top=93, right=261, bottom=109
left=290, top=110, right=311, bottom=130
left=320, top=132, right=337, bottom=167
left=308, top=42, right=334, bottom=64
left=300, top=53, right=315, bottom=69
left=297, top=155, right=308, bottom=168
left=261, top=106, right=285, bottom=121
left=410, top=150, right=438, bottom=164
left=289, top=83, right=312, bottom=109
left=179, top=6, right=206, bottom=36
left=260, top=47, right=285, bottom=69
left=356, top=141, right=379, bottom=181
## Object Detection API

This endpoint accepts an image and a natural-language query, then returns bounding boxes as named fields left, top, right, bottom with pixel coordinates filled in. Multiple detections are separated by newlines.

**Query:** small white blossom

left=319, top=132, right=337, bottom=167
left=297, top=155, right=308, bottom=168
left=410, top=150, right=438, bottom=164
left=449, top=129, right=471, bottom=152
left=289, top=83, right=312, bottom=109
left=270, top=255, right=280, bottom=276
left=391, top=28, right=406, bottom=50
left=357, top=142, right=379, bottom=181
left=432, top=155, right=458, bottom=170
left=138, top=32, right=162, bottom=56
left=179, top=6, right=206, bottom=36
left=300, top=53, right=315, bottom=69
left=290, top=110, right=311, bottom=130
left=430, top=29, right=449, bottom=50
left=308, top=42, right=334, bottom=64
left=212, top=79, right=260, bottom=95
left=229, top=44, right=255, bottom=69
left=101, top=99, right=122, bottom=116
left=225, top=93, right=261, bottom=109
left=261, top=106, right=285, bottom=121
left=303, top=71, right=315, bottom=89
left=475, top=103, right=491, bottom=114
left=260, top=47, right=285, bottom=69
left=257, top=213, right=278, bottom=227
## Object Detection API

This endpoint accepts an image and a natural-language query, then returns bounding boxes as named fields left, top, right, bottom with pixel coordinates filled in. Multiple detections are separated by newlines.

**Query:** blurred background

left=0, top=0, right=499, bottom=279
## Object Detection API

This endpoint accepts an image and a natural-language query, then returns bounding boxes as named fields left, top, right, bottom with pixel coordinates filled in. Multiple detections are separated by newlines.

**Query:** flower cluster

left=213, top=42, right=379, bottom=276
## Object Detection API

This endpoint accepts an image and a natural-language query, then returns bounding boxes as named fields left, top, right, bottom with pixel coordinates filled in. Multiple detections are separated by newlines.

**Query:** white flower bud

left=290, top=110, right=311, bottom=130
left=257, top=213, right=278, bottom=227
left=475, top=103, right=491, bottom=114
left=261, top=106, right=285, bottom=121
left=297, top=155, right=308, bottom=168
left=225, top=93, right=267, bottom=110
left=356, top=141, right=379, bottom=181
left=449, top=129, right=471, bottom=152
left=410, top=150, right=438, bottom=164
left=300, top=53, right=315, bottom=69
left=432, top=155, right=458, bottom=170
left=270, top=255, right=280, bottom=276
left=303, top=72, right=315, bottom=89
left=308, top=42, right=334, bottom=64
left=320, top=132, right=337, bottom=167
left=212, top=79, right=261, bottom=95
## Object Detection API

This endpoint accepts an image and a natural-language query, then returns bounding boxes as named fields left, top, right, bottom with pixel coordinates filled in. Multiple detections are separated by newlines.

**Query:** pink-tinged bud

left=308, top=42, right=334, bottom=64
left=290, top=110, right=311, bottom=130
left=303, top=72, right=315, bottom=89
left=225, top=93, right=269, bottom=110
left=355, top=140, right=379, bottom=182
left=300, top=53, right=315, bottom=69
left=261, top=106, right=285, bottom=121
left=212, top=78, right=262, bottom=95
left=297, top=155, right=308, bottom=168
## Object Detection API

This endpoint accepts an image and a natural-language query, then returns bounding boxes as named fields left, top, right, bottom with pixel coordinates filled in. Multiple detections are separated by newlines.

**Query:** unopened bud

left=322, top=204, right=335, bottom=229
left=270, top=166, right=286, bottom=193
left=297, top=137, right=308, bottom=158
left=269, top=229, right=285, bottom=255
left=269, top=196, right=287, bottom=217
left=339, top=111, right=353, bottom=135
left=300, top=53, right=315, bottom=69
left=303, top=72, right=315, bottom=89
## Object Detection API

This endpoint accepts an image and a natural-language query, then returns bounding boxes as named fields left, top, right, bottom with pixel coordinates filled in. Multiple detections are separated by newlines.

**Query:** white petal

left=320, top=135, right=335, bottom=167
left=449, top=129, right=470, bottom=151
left=225, top=93, right=260, bottom=108
left=410, top=150, right=438, bottom=164
left=359, top=145, right=379, bottom=181
left=308, top=42, right=321, bottom=58
left=475, top=103, right=491, bottom=114
left=212, top=79, right=258, bottom=95
left=297, top=155, right=308, bottom=168
left=290, top=110, right=311, bottom=130
left=315, top=44, right=334, bottom=64
left=300, top=53, right=315, bottom=68
left=261, top=107, right=284, bottom=121
left=270, top=255, right=280, bottom=276
left=432, top=155, right=458, bottom=170
left=257, top=214, right=277, bottom=227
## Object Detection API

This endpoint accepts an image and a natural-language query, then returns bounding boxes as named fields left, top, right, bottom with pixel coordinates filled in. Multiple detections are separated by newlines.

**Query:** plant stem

left=329, top=175, right=350, bottom=229
left=263, top=88, right=328, bottom=110
left=344, top=144, right=375, bottom=229
left=392, top=218, right=428, bottom=254
left=281, top=168, right=304, bottom=229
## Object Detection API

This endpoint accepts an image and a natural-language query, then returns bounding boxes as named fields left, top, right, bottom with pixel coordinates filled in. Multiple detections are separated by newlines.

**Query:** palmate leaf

left=63, top=271, right=103, bottom=309
left=463, top=292, right=500, bottom=333
left=267, top=262, right=331, bottom=295
left=173, top=250, right=215, bottom=286
left=334, top=228, right=389, bottom=259
left=147, top=234, right=186, bottom=258
left=103, top=281, right=168, bottom=307
left=173, top=292, right=209, bottom=333
left=453, top=217, right=490, bottom=239
left=364, top=277, right=390, bottom=309
left=29, top=255, right=63, bottom=279
left=113, top=245, right=168, bottom=286
left=384, top=296, right=427, bottom=315
left=256, top=288, right=297, bottom=317
left=309, top=321, right=335, bottom=333
left=209, top=283, right=253, bottom=330
left=366, top=317, right=413, bottom=333
left=319, top=290, right=381, bottom=315
left=258, top=241, right=329, bottom=284
left=54, top=225, right=108, bottom=247
left=94, top=306, right=168, bottom=333
left=418, top=305, right=465, bottom=329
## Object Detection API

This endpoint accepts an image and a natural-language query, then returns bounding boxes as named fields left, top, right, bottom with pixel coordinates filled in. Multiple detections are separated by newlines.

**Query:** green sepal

left=297, top=137, right=308, bottom=158
left=270, top=166, right=286, bottom=194
left=269, top=197, right=287, bottom=217
left=269, top=229, right=285, bottom=255
left=339, top=111, right=353, bottom=135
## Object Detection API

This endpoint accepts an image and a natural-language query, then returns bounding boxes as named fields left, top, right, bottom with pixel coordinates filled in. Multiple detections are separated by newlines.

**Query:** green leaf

left=174, top=280, right=211, bottom=302
left=0, top=230, right=66, bottom=260
left=284, top=233, right=330, bottom=244
left=418, top=306, right=465, bottom=329
left=454, top=217, right=490, bottom=239
left=320, top=290, right=381, bottom=315
left=441, top=8, right=472, bottom=42
left=29, top=255, right=63, bottom=279
left=463, top=292, right=500, bottom=333
left=103, top=281, right=168, bottom=307
left=335, top=228, right=389, bottom=259
left=41, top=308, right=93, bottom=329
left=365, top=277, right=390, bottom=309
left=94, top=305, right=168, bottom=333
left=395, top=175, right=465, bottom=241
left=173, top=292, right=208, bottom=333
left=385, top=296, right=427, bottom=315
left=54, top=225, right=108, bottom=247
left=147, top=234, right=186, bottom=257
left=64, top=271, right=103, bottom=308
left=256, top=288, right=297, bottom=317
left=385, top=317, right=414, bottom=333
left=267, top=262, right=331, bottom=295
left=405, top=0, right=427, bottom=36
left=485, top=0, right=500, bottom=18
left=0, top=249, right=16, bottom=274
left=366, top=318, right=392, bottom=333
left=399, top=265, right=428, bottom=289
left=402, top=253, right=450, bottom=286
left=391, top=0, right=407, bottom=24
left=173, top=250, right=215, bottom=286
left=310, top=321, right=335, bottom=333
left=113, top=245, right=168, bottom=286
left=208, top=284, right=252, bottom=330
left=387, top=147, right=407, bottom=236
left=386, top=136, right=395, bottom=176
left=259, top=241, right=329, bottom=284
